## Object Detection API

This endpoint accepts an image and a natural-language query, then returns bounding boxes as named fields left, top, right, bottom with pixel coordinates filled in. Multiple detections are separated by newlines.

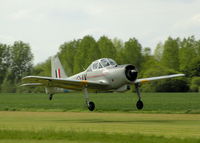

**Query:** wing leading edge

left=21, top=76, right=109, bottom=91
left=134, top=74, right=185, bottom=84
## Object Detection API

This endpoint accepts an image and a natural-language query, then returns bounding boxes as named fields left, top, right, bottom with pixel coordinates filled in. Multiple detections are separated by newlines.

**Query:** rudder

left=51, top=56, right=67, bottom=78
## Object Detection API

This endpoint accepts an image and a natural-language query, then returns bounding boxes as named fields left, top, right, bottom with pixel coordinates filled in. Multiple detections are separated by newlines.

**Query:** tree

left=190, top=77, right=200, bottom=92
left=196, top=40, right=200, bottom=56
left=0, top=44, right=10, bottom=88
left=140, top=47, right=159, bottom=77
left=32, top=58, right=51, bottom=77
left=112, top=37, right=124, bottom=52
left=58, top=40, right=79, bottom=76
left=0, top=41, right=34, bottom=93
left=161, top=37, right=180, bottom=71
left=154, top=42, right=163, bottom=61
left=1, top=69, right=16, bottom=93
left=187, top=57, right=200, bottom=77
left=9, top=41, right=33, bottom=82
left=123, top=38, right=142, bottom=69
left=179, top=36, right=197, bottom=73
left=73, top=36, right=100, bottom=73
left=98, top=36, right=117, bottom=59
left=112, top=38, right=124, bottom=64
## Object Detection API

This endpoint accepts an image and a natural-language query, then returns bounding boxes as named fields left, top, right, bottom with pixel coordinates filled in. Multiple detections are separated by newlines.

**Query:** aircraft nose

left=125, top=65, right=138, bottom=82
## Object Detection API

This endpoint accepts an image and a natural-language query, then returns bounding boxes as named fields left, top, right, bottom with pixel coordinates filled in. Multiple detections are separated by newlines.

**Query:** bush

left=190, top=77, right=200, bottom=92
left=141, top=66, right=189, bottom=92
left=155, top=78, right=189, bottom=92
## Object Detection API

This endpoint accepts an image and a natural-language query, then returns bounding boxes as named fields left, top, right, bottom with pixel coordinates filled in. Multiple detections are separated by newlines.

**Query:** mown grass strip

left=0, top=129, right=199, bottom=143
left=0, top=92, right=200, bottom=113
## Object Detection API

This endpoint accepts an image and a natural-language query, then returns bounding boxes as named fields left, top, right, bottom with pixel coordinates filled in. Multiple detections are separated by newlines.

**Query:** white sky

left=0, top=0, right=200, bottom=64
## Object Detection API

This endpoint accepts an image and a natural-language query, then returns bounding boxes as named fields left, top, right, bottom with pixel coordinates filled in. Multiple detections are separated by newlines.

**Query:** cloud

left=1, top=0, right=200, bottom=64
left=172, top=13, right=200, bottom=31
left=191, top=14, right=200, bottom=24
left=0, top=35, right=15, bottom=44
left=9, top=9, right=31, bottom=20
left=7, top=9, right=46, bottom=23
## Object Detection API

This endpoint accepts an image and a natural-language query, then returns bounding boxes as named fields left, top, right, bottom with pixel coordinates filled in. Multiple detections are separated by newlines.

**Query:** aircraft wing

left=21, top=76, right=109, bottom=91
left=134, top=74, right=185, bottom=84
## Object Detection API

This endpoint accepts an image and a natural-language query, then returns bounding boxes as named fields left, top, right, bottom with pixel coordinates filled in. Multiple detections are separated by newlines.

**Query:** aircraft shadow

left=47, top=119, right=182, bottom=124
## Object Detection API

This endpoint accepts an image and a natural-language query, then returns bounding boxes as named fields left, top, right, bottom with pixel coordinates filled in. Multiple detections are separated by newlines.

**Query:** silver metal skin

left=21, top=56, right=185, bottom=111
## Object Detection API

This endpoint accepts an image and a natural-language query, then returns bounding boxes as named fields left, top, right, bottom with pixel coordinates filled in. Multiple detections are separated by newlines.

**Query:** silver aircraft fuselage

left=68, top=64, right=137, bottom=92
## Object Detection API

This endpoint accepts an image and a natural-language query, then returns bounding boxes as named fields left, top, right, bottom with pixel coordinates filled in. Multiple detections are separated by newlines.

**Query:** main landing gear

left=49, top=94, right=53, bottom=100
left=135, top=83, right=144, bottom=110
left=83, top=87, right=95, bottom=111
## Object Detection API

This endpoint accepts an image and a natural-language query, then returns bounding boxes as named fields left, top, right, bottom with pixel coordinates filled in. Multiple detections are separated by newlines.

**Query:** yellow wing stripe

left=140, top=79, right=149, bottom=83
left=81, top=80, right=88, bottom=86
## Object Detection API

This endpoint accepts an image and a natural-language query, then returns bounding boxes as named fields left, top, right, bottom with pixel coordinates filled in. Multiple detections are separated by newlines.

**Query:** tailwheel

left=49, top=94, right=53, bottom=100
left=136, top=100, right=143, bottom=110
left=88, top=101, right=95, bottom=111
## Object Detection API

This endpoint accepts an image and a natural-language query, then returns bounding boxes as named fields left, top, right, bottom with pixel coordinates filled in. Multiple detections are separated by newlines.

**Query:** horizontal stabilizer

left=20, top=83, right=44, bottom=87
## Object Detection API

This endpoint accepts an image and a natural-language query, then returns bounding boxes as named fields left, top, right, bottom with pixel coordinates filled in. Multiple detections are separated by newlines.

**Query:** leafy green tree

left=10, top=41, right=33, bottom=82
left=179, top=36, right=197, bottom=73
left=112, top=38, right=124, bottom=52
left=27, top=58, right=52, bottom=93
left=187, top=57, right=200, bottom=77
left=0, top=44, right=10, bottom=88
left=112, top=38, right=124, bottom=64
left=161, top=37, right=180, bottom=71
left=197, top=40, right=200, bottom=56
left=32, top=58, right=51, bottom=76
left=1, top=41, right=33, bottom=93
left=58, top=40, right=79, bottom=76
left=1, top=69, right=16, bottom=93
left=74, top=36, right=100, bottom=73
left=98, top=36, right=117, bottom=59
left=123, top=38, right=142, bottom=69
left=154, top=42, right=163, bottom=61
left=143, top=47, right=151, bottom=57
left=140, top=47, right=159, bottom=78
left=190, top=77, right=200, bottom=92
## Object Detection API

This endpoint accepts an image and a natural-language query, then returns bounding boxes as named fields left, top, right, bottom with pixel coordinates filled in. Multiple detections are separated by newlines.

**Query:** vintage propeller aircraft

left=21, top=56, right=184, bottom=111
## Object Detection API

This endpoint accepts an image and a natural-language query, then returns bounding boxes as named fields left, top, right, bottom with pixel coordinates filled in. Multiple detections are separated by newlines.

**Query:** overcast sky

left=0, top=0, right=200, bottom=64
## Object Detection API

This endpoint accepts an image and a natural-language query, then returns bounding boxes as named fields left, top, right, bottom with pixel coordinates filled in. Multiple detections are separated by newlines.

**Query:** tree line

left=0, top=35, right=200, bottom=93
left=0, top=41, right=33, bottom=92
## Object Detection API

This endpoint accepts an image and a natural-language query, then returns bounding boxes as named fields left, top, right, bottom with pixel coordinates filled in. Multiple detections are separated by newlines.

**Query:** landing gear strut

left=135, top=83, right=144, bottom=110
left=83, top=87, right=95, bottom=111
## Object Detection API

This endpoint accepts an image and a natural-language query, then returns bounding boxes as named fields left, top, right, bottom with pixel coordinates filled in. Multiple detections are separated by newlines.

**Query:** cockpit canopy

left=87, top=58, right=117, bottom=72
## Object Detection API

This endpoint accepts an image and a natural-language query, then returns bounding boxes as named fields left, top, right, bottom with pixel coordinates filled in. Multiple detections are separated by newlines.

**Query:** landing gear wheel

left=88, top=101, right=95, bottom=111
left=136, top=100, right=143, bottom=110
left=49, top=94, right=53, bottom=100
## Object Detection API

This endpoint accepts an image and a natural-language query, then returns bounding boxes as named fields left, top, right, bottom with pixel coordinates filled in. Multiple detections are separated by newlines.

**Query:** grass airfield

left=0, top=92, right=200, bottom=142
left=1, top=111, right=200, bottom=143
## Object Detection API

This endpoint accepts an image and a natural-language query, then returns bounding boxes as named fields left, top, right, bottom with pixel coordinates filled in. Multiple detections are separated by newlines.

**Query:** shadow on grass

left=46, top=119, right=186, bottom=124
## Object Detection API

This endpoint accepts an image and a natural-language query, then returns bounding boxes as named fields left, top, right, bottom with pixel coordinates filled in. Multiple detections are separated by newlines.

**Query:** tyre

left=136, top=100, right=143, bottom=110
left=88, top=101, right=95, bottom=111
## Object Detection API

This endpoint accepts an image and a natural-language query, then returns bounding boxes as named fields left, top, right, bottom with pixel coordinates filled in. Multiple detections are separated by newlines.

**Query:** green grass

left=0, top=112, right=200, bottom=143
left=0, top=129, right=200, bottom=143
left=0, top=92, right=199, bottom=113
left=0, top=93, right=200, bottom=142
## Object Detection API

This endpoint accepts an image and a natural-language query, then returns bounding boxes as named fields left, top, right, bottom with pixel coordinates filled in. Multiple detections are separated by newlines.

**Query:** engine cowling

left=125, top=65, right=138, bottom=82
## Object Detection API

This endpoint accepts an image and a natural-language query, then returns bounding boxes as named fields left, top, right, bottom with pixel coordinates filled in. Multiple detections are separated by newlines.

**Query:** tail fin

left=51, top=56, right=67, bottom=78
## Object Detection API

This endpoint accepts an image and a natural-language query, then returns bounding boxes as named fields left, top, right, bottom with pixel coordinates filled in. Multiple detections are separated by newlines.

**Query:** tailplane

left=51, top=56, right=67, bottom=78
